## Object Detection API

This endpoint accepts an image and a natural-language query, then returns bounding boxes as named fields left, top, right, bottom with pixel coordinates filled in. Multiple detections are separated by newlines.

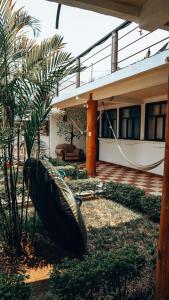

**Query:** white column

left=49, top=113, right=57, bottom=158
left=99, top=110, right=102, bottom=138
left=116, top=107, right=120, bottom=138
left=140, top=103, right=145, bottom=140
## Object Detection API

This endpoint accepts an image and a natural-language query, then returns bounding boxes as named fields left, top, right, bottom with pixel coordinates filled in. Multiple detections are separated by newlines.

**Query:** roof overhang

left=47, top=0, right=169, bottom=32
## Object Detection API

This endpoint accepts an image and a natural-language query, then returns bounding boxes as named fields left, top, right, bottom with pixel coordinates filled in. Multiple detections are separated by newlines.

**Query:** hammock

left=71, top=119, right=84, bottom=135
left=104, top=110, right=164, bottom=171
left=69, top=107, right=164, bottom=171
left=70, top=113, right=101, bottom=135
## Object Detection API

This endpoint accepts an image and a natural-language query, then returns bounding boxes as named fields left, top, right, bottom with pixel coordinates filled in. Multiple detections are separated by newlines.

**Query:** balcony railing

left=57, top=21, right=169, bottom=96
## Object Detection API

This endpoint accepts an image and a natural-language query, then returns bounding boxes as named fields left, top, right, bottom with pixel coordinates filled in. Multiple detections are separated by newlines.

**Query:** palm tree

left=0, top=0, right=77, bottom=259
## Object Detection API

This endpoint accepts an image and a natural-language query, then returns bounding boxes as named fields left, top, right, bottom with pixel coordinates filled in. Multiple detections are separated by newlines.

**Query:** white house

left=49, top=20, right=169, bottom=176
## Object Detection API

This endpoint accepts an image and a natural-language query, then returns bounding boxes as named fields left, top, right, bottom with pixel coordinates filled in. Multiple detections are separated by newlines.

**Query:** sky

left=16, top=0, right=169, bottom=85
left=16, top=0, right=124, bottom=57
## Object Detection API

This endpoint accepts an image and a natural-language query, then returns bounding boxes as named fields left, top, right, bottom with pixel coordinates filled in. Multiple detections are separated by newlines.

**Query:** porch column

left=156, top=75, right=169, bottom=299
left=86, top=93, right=97, bottom=177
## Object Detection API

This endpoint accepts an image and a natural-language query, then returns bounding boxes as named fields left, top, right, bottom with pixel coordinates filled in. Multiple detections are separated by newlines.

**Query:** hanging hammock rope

left=70, top=111, right=101, bottom=135
left=70, top=119, right=84, bottom=135
left=67, top=104, right=163, bottom=170
left=103, top=107, right=164, bottom=171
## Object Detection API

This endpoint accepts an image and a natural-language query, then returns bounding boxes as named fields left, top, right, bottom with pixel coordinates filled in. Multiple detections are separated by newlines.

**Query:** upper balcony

left=53, top=21, right=169, bottom=107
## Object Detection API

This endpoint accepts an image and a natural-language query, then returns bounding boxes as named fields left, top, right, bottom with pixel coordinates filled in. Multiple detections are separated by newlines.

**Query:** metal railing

left=57, top=21, right=169, bottom=96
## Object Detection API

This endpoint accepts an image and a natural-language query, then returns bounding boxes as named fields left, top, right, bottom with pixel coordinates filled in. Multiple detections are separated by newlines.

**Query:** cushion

left=66, top=152, right=78, bottom=157
left=23, top=158, right=87, bottom=257
left=56, top=144, right=75, bottom=153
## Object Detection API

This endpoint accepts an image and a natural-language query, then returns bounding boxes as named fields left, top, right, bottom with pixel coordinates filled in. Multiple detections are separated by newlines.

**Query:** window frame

left=101, top=108, right=117, bottom=139
left=145, top=101, right=167, bottom=142
left=119, top=105, right=141, bottom=140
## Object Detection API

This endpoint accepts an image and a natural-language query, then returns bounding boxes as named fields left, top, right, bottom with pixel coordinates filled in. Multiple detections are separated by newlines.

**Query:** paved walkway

left=79, top=161, right=163, bottom=195
left=96, top=161, right=163, bottom=195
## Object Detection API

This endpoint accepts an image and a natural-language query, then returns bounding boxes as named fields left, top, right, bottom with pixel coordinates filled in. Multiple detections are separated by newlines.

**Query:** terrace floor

left=80, top=161, right=163, bottom=195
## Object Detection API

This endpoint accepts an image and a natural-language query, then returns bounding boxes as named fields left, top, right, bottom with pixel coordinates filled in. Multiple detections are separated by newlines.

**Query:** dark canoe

left=23, top=158, right=87, bottom=257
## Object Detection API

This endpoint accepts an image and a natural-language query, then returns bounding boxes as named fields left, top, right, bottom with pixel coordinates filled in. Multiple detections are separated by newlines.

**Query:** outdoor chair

left=55, top=143, right=83, bottom=161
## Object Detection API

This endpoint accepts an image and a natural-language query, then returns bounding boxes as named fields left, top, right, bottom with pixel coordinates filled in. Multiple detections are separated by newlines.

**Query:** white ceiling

left=48, top=0, right=169, bottom=31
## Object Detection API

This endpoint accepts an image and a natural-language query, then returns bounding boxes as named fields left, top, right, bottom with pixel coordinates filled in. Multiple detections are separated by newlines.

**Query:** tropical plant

left=0, top=0, right=78, bottom=260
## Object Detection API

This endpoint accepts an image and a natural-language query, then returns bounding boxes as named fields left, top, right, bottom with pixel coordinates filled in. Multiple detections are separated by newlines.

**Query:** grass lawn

left=30, top=197, right=158, bottom=299
left=82, top=198, right=158, bottom=292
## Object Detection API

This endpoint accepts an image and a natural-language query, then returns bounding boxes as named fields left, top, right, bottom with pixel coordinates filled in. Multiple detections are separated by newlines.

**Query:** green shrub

left=75, top=168, right=87, bottom=179
left=51, top=166, right=87, bottom=180
left=49, top=158, right=77, bottom=168
left=48, top=158, right=67, bottom=166
left=49, top=246, right=145, bottom=300
left=140, top=195, right=161, bottom=222
left=49, top=159, right=87, bottom=179
left=0, top=272, right=31, bottom=300
left=67, top=178, right=102, bottom=195
left=55, top=165, right=76, bottom=178
left=103, top=181, right=145, bottom=210
left=103, top=181, right=161, bottom=222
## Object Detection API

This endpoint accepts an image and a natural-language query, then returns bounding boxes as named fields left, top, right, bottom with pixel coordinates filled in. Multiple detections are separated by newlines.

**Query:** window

left=119, top=105, right=141, bottom=139
left=102, top=109, right=117, bottom=138
left=145, top=101, right=166, bottom=141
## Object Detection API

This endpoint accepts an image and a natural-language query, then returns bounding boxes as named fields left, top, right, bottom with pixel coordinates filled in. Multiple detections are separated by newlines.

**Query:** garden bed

left=0, top=196, right=158, bottom=299
left=0, top=173, right=160, bottom=299
left=29, top=197, right=158, bottom=299
left=67, top=179, right=161, bottom=222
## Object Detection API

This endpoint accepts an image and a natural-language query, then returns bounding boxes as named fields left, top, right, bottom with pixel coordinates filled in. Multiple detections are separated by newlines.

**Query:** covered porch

left=78, top=161, right=163, bottom=195
left=50, top=49, right=169, bottom=177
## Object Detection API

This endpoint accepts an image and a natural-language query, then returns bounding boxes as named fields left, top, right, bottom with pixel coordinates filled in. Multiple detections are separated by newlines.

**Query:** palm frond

left=23, top=34, right=65, bottom=75
left=24, top=93, right=52, bottom=159
left=0, top=0, right=40, bottom=89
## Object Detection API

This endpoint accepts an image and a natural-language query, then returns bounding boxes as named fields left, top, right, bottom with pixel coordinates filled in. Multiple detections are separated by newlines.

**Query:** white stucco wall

left=98, top=100, right=166, bottom=176
left=41, top=135, right=50, bottom=157
left=99, top=138, right=164, bottom=175
left=49, top=114, right=86, bottom=158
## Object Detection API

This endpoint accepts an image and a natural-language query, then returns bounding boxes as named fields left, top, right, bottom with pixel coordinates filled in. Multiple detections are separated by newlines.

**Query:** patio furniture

left=24, top=158, right=87, bottom=257
left=55, top=143, right=83, bottom=161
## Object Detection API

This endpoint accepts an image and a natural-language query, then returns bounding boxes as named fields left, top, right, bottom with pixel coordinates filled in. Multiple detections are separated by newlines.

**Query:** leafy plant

left=0, top=272, right=31, bottom=300
left=49, top=158, right=77, bottom=167
left=67, top=178, right=102, bottom=195
left=103, top=181, right=145, bottom=210
left=49, top=246, right=145, bottom=300
left=48, top=159, right=87, bottom=179
left=140, top=194, right=161, bottom=222
left=75, top=168, right=87, bottom=179
left=55, top=165, right=76, bottom=178
left=102, top=181, right=161, bottom=222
